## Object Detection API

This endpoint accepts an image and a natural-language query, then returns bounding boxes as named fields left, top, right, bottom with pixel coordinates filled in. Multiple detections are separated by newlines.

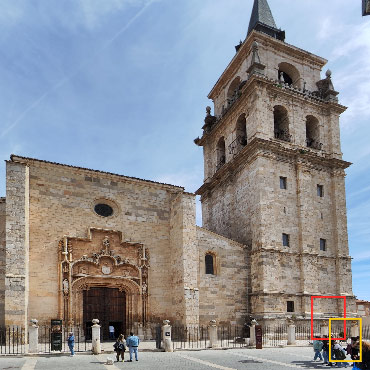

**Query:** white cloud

left=77, top=0, right=155, bottom=30
left=154, top=169, right=202, bottom=193
left=331, top=22, right=370, bottom=126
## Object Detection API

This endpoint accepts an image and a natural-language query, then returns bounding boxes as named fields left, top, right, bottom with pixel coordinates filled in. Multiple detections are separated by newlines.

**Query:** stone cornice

left=249, top=291, right=356, bottom=298
left=196, top=137, right=351, bottom=197
left=208, top=30, right=327, bottom=100
left=249, top=246, right=352, bottom=260
left=8, top=155, right=184, bottom=193
left=198, top=75, right=346, bottom=147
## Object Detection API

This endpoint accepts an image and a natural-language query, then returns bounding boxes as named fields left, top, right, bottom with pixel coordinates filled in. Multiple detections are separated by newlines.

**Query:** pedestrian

left=313, top=336, right=324, bottom=361
left=113, top=334, right=126, bottom=362
left=322, top=335, right=330, bottom=365
left=333, top=340, right=348, bottom=368
left=126, top=331, right=140, bottom=362
left=67, top=332, right=75, bottom=357
left=355, top=340, right=370, bottom=370
left=351, top=336, right=360, bottom=361
left=109, top=325, right=115, bottom=339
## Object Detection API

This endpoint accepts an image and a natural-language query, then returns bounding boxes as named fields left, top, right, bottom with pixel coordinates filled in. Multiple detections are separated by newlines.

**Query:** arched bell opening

left=273, top=105, right=291, bottom=142
left=278, top=62, right=301, bottom=89
left=216, top=137, right=226, bottom=171
left=306, top=115, right=322, bottom=150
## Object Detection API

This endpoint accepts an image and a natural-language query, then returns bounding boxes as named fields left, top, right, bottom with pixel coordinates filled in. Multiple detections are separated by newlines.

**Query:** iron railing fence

left=0, top=327, right=26, bottom=355
left=171, top=325, right=248, bottom=350
left=38, top=325, right=92, bottom=353
left=217, top=325, right=248, bottom=349
left=262, top=325, right=287, bottom=347
left=363, top=326, right=370, bottom=341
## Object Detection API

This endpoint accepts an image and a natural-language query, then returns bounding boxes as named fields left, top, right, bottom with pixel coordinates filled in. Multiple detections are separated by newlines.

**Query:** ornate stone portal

left=58, top=228, right=150, bottom=330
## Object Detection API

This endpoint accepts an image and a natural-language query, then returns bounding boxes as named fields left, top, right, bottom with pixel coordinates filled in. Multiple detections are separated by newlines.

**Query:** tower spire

left=247, top=0, right=285, bottom=41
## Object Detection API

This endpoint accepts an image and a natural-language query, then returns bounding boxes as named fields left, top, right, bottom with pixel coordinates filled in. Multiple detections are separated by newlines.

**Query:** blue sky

left=0, top=0, right=369, bottom=301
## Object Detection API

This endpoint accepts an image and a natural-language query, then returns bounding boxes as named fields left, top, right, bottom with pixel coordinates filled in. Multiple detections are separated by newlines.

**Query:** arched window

left=205, top=254, right=215, bottom=275
left=274, top=106, right=291, bottom=142
left=236, top=114, right=247, bottom=146
left=278, top=62, right=301, bottom=89
left=227, top=77, right=241, bottom=107
left=306, top=115, right=322, bottom=149
left=216, top=137, right=226, bottom=171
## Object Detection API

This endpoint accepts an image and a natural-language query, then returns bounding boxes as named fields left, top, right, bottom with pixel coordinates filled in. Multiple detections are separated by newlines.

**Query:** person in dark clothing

left=113, top=334, right=126, bottom=362
left=322, top=336, right=330, bottom=364
left=352, top=337, right=360, bottom=361
left=67, top=332, right=75, bottom=356
left=355, top=341, right=370, bottom=370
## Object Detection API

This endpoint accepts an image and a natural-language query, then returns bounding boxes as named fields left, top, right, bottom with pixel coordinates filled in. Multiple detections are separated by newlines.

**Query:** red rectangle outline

left=311, top=296, right=346, bottom=340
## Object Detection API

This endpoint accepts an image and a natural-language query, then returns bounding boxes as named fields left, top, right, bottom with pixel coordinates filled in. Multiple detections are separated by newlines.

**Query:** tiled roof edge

left=9, top=155, right=185, bottom=191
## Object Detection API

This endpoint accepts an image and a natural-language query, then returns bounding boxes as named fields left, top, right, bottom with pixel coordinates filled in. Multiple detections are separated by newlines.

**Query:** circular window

left=94, top=203, right=114, bottom=217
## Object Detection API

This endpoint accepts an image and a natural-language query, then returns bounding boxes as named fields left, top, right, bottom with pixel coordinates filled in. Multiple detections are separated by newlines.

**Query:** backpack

left=114, top=342, right=125, bottom=351
left=334, top=348, right=346, bottom=360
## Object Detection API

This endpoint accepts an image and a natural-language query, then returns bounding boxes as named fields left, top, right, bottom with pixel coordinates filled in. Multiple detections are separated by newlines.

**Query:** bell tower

left=195, top=0, right=356, bottom=322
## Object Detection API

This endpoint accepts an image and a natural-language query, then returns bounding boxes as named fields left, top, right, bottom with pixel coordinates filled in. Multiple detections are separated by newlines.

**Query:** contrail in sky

left=0, top=0, right=155, bottom=138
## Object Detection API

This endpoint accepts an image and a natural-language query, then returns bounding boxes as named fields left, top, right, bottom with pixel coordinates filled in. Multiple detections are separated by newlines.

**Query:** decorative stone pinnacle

left=247, top=41, right=265, bottom=77
left=251, top=41, right=261, bottom=64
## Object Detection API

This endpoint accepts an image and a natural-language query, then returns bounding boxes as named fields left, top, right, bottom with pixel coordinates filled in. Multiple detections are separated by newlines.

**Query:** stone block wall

left=197, top=227, right=248, bottom=325
left=5, top=162, right=29, bottom=328
left=169, top=192, right=198, bottom=325
left=7, top=156, right=192, bottom=326
left=0, top=198, right=6, bottom=326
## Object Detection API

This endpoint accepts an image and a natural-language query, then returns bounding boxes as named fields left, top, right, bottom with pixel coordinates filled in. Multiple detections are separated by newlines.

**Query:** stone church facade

left=0, top=0, right=356, bottom=336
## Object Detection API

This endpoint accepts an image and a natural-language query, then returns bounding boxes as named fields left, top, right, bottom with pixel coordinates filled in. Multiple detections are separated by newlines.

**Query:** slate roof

left=248, top=0, right=277, bottom=35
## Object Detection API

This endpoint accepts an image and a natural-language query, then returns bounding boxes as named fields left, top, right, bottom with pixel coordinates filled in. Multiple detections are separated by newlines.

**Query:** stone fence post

left=287, top=324, right=296, bottom=345
left=162, top=320, right=173, bottom=352
left=28, top=319, right=39, bottom=353
left=321, top=325, right=329, bottom=337
left=137, top=323, right=144, bottom=341
left=350, top=321, right=360, bottom=337
left=208, top=320, right=218, bottom=348
left=91, top=319, right=101, bottom=355
left=249, top=324, right=256, bottom=347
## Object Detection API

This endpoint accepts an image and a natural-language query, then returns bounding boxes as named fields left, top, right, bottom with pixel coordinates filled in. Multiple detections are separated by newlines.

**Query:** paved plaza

left=0, top=346, right=353, bottom=370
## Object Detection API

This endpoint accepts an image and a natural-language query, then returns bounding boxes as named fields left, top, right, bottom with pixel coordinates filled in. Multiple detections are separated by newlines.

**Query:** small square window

left=317, top=185, right=324, bottom=197
left=282, top=233, right=290, bottom=247
left=320, top=238, right=326, bottom=251
left=287, top=301, right=295, bottom=312
left=280, top=177, right=287, bottom=189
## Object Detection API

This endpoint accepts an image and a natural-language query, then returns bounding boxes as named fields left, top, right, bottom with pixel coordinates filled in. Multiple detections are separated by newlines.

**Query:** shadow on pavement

left=239, top=359, right=263, bottom=364
left=292, top=360, right=332, bottom=368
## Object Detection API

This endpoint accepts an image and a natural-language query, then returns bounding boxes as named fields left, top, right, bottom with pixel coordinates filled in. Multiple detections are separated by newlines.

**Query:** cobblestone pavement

left=0, top=347, right=352, bottom=370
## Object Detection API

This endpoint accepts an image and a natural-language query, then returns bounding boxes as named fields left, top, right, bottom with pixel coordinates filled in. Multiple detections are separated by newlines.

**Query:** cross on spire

left=247, top=0, right=285, bottom=41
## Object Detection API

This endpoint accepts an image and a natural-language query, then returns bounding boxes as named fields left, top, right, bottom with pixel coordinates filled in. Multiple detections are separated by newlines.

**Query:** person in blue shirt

left=67, top=332, right=75, bottom=356
left=126, top=332, right=140, bottom=361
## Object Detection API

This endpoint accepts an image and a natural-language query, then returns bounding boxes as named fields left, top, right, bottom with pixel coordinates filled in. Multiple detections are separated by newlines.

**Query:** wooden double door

left=83, top=287, right=126, bottom=340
